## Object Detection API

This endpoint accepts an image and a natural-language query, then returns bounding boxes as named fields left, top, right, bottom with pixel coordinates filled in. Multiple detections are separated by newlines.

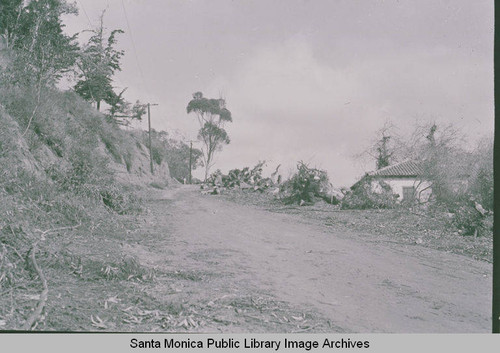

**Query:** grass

left=150, top=182, right=166, bottom=190
left=0, top=84, right=163, bottom=330
left=0, top=190, right=162, bottom=331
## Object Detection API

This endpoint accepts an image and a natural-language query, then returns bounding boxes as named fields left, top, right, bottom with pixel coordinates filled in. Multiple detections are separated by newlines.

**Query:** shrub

left=469, top=168, right=493, bottom=210
left=451, top=202, right=487, bottom=237
left=203, top=161, right=273, bottom=192
left=279, top=162, right=331, bottom=205
left=341, top=176, right=398, bottom=209
left=223, top=161, right=266, bottom=187
left=206, top=169, right=223, bottom=185
left=103, top=138, right=122, bottom=163
left=100, top=186, right=141, bottom=214
left=64, top=147, right=112, bottom=189
left=44, top=145, right=139, bottom=214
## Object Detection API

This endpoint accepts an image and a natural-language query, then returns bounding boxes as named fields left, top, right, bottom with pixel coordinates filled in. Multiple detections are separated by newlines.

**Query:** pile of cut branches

left=278, top=162, right=341, bottom=206
left=201, top=162, right=275, bottom=195
left=341, top=175, right=398, bottom=209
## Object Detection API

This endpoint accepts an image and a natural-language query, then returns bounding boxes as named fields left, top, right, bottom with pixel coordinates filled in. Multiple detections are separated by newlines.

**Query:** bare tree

left=354, top=120, right=399, bottom=170
left=404, top=122, right=469, bottom=204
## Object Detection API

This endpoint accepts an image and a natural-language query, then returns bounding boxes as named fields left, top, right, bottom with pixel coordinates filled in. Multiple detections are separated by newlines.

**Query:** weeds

left=59, top=253, right=155, bottom=282
left=149, top=182, right=165, bottom=190
left=0, top=83, right=150, bottom=330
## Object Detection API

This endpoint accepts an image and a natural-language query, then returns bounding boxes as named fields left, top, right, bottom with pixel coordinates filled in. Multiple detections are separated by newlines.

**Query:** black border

left=493, top=0, right=499, bottom=334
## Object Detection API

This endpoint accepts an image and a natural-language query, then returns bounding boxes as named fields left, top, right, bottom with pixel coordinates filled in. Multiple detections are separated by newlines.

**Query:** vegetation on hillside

left=0, top=0, right=174, bottom=330
left=0, top=0, right=492, bottom=332
left=145, top=130, right=204, bottom=183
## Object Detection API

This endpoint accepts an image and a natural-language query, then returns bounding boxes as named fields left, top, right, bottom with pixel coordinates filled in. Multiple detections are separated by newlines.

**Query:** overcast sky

left=63, top=0, right=494, bottom=186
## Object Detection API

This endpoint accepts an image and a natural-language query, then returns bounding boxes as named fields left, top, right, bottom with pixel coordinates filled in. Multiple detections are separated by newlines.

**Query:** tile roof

left=369, top=160, right=423, bottom=177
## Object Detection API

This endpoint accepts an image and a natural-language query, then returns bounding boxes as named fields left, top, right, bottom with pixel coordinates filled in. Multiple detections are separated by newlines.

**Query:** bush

left=341, top=176, right=398, bottom=209
left=44, top=143, right=139, bottom=214
left=451, top=203, right=487, bottom=237
left=203, top=161, right=273, bottom=191
left=206, top=169, right=223, bottom=186
left=141, top=130, right=203, bottom=181
left=224, top=161, right=267, bottom=187
left=279, top=162, right=331, bottom=205
left=470, top=170, right=493, bottom=211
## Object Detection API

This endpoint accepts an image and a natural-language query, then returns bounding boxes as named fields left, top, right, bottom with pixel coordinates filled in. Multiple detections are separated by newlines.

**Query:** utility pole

left=189, top=140, right=193, bottom=184
left=147, top=103, right=158, bottom=175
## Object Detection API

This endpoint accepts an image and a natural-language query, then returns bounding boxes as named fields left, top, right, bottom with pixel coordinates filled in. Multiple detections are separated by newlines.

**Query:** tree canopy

left=0, top=0, right=24, bottom=48
left=74, top=11, right=124, bottom=111
left=187, top=91, right=233, bottom=125
left=3, top=0, right=79, bottom=87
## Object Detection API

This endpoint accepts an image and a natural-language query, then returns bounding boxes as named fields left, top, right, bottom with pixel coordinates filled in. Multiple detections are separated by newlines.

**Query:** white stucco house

left=354, top=160, right=432, bottom=202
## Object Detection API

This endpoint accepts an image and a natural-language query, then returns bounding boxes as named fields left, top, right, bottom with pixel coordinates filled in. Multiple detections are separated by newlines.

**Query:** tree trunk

left=204, top=149, right=214, bottom=182
left=204, top=160, right=210, bottom=182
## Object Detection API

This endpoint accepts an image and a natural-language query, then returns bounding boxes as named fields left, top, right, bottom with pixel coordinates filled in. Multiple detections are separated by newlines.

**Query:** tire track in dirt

left=128, top=185, right=492, bottom=333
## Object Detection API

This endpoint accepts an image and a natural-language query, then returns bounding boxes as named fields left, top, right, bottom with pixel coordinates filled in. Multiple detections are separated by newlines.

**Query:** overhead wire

left=120, top=0, right=149, bottom=98
left=120, top=0, right=158, bottom=132
left=76, top=0, right=93, bottom=28
left=76, top=1, right=137, bottom=125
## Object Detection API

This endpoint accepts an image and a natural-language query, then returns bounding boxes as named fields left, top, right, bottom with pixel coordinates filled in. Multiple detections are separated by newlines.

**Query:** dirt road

left=126, top=185, right=492, bottom=333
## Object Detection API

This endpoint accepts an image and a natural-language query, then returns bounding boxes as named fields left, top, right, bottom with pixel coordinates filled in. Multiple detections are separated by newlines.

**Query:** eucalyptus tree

left=186, top=92, right=232, bottom=180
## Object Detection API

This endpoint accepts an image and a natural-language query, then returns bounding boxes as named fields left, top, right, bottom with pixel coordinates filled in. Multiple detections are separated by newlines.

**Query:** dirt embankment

left=0, top=89, right=174, bottom=330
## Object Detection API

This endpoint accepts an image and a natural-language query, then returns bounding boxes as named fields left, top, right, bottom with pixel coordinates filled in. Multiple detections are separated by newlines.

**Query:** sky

left=62, top=0, right=494, bottom=186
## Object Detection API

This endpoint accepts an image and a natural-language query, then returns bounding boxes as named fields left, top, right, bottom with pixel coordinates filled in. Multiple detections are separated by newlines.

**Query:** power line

left=120, top=0, right=148, bottom=97
left=77, top=1, right=132, bottom=109
left=76, top=0, right=93, bottom=28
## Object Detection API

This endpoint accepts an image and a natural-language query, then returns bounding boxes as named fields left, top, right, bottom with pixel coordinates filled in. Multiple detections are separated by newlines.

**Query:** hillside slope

left=1, top=91, right=171, bottom=182
left=0, top=82, right=174, bottom=329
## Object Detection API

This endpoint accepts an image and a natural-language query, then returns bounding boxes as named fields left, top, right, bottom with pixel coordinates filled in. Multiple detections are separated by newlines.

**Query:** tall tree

left=186, top=92, right=232, bottom=180
left=3, top=0, right=79, bottom=135
left=400, top=122, right=469, bottom=204
left=7, top=0, right=79, bottom=86
left=107, top=90, right=148, bottom=126
left=74, top=11, right=124, bottom=111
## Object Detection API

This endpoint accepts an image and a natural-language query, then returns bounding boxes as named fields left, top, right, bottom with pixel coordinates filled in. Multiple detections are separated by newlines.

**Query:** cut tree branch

left=22, top=242, right=48, bottom=331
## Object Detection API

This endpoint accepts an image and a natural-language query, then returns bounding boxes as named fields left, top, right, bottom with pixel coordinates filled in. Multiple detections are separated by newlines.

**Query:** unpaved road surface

left=127, top=185, right=492, bottom=333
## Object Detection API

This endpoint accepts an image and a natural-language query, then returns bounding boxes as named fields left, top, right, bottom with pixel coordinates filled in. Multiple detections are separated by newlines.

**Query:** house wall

left=371, top=177, right=432, bottom=202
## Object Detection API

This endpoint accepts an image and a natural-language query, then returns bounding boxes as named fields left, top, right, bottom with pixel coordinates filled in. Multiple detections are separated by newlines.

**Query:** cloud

left=204, top=35, right=492, bottom=186
left=68, top=1, right=493, bottom=187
